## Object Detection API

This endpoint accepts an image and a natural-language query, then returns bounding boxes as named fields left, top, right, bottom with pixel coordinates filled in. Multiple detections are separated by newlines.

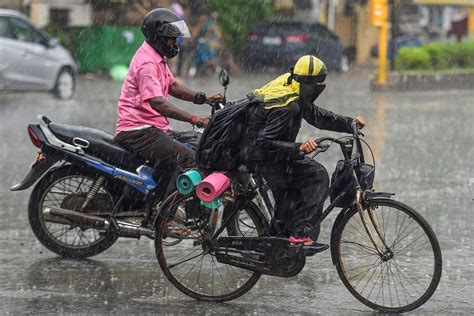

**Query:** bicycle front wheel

left=333, top=198, right=442, bottom=313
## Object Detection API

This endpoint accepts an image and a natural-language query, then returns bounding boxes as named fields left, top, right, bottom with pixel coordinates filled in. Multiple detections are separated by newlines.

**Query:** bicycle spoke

left=391, top=258, right=424, bottom=297
left=388, top=259, right=411, bottom=305
left=394, top=235, right=430, bottom=257
left=341, top=240, right=379, bottom=255
left=390, top=220, right=420, bottom=250
left=347, top=220, right=374, bottom=245
left=195, top=255, right=205, bottom=286
left=359, top=259, right=384, bottom=295
left=177, top=252, right=207, bottom=283
left=168, top=248, right=204, bottom=269
left=340, top=252, right=376, bottom=264
left=212, top=256, right=231, bottom=291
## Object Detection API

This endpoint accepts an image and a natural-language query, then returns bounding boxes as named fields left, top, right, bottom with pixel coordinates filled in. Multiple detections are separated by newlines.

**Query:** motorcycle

left=10, top=71, right=240, bottom=259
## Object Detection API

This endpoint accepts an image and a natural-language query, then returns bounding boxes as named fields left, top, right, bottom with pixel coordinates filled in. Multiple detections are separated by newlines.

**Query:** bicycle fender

left=364, top=191, right=395, bottom=201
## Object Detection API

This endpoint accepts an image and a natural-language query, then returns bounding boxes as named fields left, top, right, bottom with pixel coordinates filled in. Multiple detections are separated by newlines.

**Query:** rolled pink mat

left=196, top=173, right=231, bottom=203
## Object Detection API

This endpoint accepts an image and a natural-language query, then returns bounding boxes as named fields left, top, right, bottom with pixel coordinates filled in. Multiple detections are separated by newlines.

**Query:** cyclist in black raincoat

left=241, top=55, right=365, bottom=247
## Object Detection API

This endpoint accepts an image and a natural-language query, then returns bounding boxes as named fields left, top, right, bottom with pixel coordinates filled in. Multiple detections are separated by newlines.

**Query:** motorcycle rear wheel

left=28, top=165, right=118, bottom=258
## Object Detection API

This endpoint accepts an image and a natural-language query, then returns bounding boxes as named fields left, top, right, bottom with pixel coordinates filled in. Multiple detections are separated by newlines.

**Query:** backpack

left=196, top=98, right=253, bottom=171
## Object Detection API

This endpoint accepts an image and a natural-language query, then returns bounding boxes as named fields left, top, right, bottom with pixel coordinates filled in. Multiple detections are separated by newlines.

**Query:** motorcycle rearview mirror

left=218, top=68, right=230, bottom=87
left=218, top=68, right=229, bottom=105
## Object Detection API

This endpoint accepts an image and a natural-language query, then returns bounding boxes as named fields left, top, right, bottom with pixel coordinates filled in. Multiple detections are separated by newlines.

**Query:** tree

left=207, top=0, right=273, bottom=55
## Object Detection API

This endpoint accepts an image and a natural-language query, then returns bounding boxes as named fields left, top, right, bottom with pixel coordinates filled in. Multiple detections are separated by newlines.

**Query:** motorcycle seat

left=48, top=123, right=144, bottom=170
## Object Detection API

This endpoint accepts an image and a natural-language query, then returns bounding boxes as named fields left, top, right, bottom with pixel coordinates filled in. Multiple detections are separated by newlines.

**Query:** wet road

left=1, top=71, right=473, bottom=314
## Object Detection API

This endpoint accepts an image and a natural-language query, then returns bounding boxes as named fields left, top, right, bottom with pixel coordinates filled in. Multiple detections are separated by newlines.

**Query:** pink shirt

left=116, top=42, right=176, bottom=134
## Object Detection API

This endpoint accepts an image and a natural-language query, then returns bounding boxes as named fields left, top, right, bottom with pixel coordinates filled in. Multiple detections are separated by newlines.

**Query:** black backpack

left=196, top=98, right=253, bottom=171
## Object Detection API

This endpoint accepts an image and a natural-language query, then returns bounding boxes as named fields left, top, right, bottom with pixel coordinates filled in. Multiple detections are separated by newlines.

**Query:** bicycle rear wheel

left=155, top=193, right=267, bottom=302
left=333, top=198, right=442, bottom=313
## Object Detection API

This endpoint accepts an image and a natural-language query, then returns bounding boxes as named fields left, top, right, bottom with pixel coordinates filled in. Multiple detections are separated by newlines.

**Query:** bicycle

left=154, top=120, right=442, bottom=313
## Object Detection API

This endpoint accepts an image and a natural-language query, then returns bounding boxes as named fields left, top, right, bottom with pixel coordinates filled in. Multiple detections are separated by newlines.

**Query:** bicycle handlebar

left=311, top=121, right=364, bottom=158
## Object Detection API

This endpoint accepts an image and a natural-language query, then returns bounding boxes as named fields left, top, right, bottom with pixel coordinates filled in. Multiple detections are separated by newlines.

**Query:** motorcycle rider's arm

left=169, top=81, right=197, bottom=102
left=149, top=96, right=193, bottom=122
left=302, top=103, right=354, bottom=133
left=148, top=97, right=207, bottom=127
left=255, top=105, right=303, bottom=162
left=169, top=82, right=223, bottom=104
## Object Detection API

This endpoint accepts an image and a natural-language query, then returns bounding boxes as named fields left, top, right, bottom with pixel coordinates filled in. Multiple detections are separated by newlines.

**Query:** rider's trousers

left=256, top=157, right=329, bottom=239
left=116, top=127, right=195, bottom=197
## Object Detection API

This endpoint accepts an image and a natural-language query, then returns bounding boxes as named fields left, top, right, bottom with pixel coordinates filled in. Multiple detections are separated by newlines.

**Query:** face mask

left=150, top=37, right=180, bottom=59
left=300, top=83, right=326, bottom=105
left=313, top=83, right=326, bottom=101
left=162, top=43, right=179, bottom=59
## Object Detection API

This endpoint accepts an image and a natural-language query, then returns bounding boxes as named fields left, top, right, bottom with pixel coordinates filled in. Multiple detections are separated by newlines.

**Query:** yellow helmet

left=291, top=55, right=327, bottom=84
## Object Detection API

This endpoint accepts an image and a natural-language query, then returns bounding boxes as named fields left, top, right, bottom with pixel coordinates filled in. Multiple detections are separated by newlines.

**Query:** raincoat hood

left=249, top=73, right=300, bottom=110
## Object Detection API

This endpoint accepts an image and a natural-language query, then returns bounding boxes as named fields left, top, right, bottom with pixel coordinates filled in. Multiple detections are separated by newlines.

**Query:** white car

left=0, top=9, right=78, bottom=100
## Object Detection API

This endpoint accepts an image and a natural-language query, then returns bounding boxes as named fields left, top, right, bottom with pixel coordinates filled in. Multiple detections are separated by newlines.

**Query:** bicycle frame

left=209, top=125, right=395, bottom=261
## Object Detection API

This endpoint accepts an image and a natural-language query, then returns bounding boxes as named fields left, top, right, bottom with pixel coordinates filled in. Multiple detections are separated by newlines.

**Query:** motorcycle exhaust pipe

left=42, top=207, right=154, bottom=239
left=42, top=210, right=73, bottom=226
left=43, top=207, right=110, bottom=229
left=116, top=221, right=154, bottom=240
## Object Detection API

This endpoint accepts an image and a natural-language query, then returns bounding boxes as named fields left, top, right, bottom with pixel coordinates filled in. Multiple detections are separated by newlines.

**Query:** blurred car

left=371, top=35, right=423, bottom=58
left=0, top=9, right=77, bottom=100
left=243, top=22, right=351, bottom=72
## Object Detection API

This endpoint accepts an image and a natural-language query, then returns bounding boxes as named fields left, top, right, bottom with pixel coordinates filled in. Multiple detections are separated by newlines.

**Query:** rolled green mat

left=176, top=170, right=202, bottom=195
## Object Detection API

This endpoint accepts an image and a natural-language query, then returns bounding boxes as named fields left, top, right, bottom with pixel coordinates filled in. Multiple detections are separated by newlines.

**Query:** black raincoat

left=241, top=74, right=353, bottom=238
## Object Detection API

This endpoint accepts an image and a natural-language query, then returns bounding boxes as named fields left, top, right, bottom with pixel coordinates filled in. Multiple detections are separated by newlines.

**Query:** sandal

left=288, top=236, right=315, bottom=246
left=288, top=236, right=329, bottom=256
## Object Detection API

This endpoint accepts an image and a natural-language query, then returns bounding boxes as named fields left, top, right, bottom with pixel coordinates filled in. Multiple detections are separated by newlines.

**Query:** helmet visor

left=170, top=20, right=191, bottom=38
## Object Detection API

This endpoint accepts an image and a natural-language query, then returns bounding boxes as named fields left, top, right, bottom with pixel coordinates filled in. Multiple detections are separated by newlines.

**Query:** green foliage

left=423, top=43, right=450, bottom=69
left=396, top=41, right=474, bottom=71
left=207, top=0, right=273, bottom=55
left=42, top=22, right=76, bottom=52
left=447, top=42, right=474, bottom=67
left=396, top=47, right=431, bottom=70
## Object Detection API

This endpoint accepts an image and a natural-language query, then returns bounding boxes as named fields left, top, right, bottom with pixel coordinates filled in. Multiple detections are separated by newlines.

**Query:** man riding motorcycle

left=115, top=8, right=222, bottom=196
left=241, top=55, right=365, bottom=249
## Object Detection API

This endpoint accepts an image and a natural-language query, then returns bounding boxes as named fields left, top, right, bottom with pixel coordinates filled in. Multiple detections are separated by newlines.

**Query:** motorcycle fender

left=10, top=153, right=58, bottom=191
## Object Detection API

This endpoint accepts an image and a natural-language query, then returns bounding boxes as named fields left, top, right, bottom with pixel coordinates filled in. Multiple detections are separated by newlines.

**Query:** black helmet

left=141, top=8, right=191, bottom=58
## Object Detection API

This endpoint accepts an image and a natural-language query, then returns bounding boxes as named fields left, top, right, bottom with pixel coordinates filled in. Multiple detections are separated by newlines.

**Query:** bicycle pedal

left=288, top=242, right=329, bottom=257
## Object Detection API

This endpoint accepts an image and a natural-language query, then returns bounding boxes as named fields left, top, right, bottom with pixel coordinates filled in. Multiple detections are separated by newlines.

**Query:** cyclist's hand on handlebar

left=189, top=116, right=210, bottom=128
left=207, top=93, right=223, bottom=104
left=354, top=115, right=366, bottom=129
left=300, top=139, right=318, bottom=154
